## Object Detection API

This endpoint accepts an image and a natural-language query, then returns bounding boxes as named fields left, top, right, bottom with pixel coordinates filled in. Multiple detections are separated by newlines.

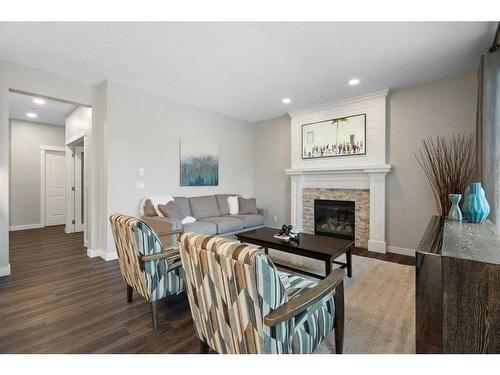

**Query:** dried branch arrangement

left=415, top=133, right=477, bottom=217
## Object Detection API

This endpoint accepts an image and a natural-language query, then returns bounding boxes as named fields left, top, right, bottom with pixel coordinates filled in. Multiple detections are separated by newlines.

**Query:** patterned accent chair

left=178, top=232, right=345, bottom=354
left=109, top=214, right=185, bottom=329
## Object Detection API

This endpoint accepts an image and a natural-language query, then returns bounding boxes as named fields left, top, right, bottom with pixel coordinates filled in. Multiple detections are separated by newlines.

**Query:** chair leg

left=126, top=284, right=133, bottom=303
left=151, top=301, right=159, bottom=329
left=200, top=340, right=210, bottom=354
left=334, top=280, right=344, bottom=354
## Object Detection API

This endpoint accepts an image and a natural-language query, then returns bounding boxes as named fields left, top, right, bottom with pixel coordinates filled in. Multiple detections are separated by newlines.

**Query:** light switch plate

left=136, top=181, right=145, bottom=190
left=138, top=168, right=145, bottom=176
left=273, top=216, right=278, bottom=222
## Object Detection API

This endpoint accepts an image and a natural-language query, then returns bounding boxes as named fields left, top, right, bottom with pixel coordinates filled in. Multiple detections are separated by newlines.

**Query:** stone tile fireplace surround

left=286, top=90, right=392, bottom=253
left=303, top=188, right=369, bottom=248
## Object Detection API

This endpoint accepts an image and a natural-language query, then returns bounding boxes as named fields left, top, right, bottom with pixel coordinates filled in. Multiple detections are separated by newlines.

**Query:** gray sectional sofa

left=141, top=194, right=268, bottom=247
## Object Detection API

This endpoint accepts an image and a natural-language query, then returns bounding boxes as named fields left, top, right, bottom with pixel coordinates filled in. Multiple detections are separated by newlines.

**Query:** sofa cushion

left=215, top=194, right=238, bottom=216
left=199, top=216, right=244, bottom=234
left=157, top=201, right=183, bottom=220
left=173, top=197, right=192, bottom=218
left=234, top=214, right=265, bottom=228
left=238, top=197, right=258, bottom=214
left=189, top=195, right=220, bottom=219
left=183, top=221, right=217, bottom=235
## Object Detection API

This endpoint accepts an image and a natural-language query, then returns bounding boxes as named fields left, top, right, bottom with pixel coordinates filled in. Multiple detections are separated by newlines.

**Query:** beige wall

left=104, top=81, right=255, bottom=254
left=253, top=72, right=477, bottom=252
left=9, top=120, right=66, bottom=228
left=387, top=72, right=477, bottom=250
left=253, top=115, right=291, bottom=228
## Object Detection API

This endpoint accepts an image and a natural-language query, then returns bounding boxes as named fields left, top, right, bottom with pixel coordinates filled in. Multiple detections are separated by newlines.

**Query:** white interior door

left=45, top=150, right=66, bottom=226
left=74, top=146, right=85, bottom=232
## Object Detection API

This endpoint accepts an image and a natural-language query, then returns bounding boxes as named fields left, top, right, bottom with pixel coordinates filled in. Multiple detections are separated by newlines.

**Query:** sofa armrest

left=257, top=208, right=269, bottom=225
left=141, top=216, right=182, bottom=248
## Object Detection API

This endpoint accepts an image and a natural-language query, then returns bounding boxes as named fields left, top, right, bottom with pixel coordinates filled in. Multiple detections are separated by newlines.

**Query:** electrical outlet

left=136, top=181, right=145, bottom=190
left=138, top=168, right=145, bottom=176
left=273, top=215, right=278, bottom=222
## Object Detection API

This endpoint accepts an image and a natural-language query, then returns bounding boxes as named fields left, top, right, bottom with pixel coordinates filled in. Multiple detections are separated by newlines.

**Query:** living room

left=0, top=2, right=499, bottom=373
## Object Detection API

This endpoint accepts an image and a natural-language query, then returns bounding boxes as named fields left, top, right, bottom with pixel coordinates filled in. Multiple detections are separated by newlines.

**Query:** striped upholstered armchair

left=109, top=214, right=185, bottom=329
left=178, top=232, right=345, bottom=354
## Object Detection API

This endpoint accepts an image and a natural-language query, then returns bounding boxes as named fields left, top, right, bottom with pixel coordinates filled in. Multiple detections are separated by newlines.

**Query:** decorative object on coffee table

left=447, top=194, right=463, bottom=222
left=462, top=182, right=490, bottom=223
left=280, top=224, right=293, bottom=235
left=274, top=224, right=294, bottom=242
left=415, top=133, right=476, bottom=216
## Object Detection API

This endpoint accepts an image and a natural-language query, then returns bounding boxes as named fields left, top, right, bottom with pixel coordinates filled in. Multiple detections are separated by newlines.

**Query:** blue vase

left=463, top=182, right=490, bottom=223
left=462, top=184, right=471, bottom=215
left=448, top=194, right=463, bottom=222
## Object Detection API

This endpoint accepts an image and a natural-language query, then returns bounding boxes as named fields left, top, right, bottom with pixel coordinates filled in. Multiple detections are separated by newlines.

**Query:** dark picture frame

left=301, top=113, right=367, bottom=159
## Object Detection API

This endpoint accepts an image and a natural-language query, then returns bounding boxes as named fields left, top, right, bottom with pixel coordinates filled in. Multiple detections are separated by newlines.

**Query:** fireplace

left=314, top=199, right=355, bottom=240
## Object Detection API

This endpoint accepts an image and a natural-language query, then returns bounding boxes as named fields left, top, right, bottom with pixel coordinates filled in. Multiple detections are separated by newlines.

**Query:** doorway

left=8, top=90, right=91, bottom=249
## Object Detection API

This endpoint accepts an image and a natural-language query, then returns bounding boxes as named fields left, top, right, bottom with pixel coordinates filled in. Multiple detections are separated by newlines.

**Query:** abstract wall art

left=180, top=138, right=219, bottom=186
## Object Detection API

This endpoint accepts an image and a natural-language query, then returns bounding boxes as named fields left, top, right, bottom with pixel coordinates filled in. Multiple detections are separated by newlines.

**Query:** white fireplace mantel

left=286, top=164, right=392, bottom=253
left=286, top=90, right=392, bottom=253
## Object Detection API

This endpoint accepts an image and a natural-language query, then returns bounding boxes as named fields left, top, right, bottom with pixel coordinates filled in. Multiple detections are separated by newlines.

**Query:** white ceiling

left=0, top=22, right=495, bottom=122
left=9, top=91, right=76, bottom=126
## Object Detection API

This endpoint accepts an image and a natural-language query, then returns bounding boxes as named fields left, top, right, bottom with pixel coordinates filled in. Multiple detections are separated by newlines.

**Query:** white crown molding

left=288, top=89, right=390, bottom=118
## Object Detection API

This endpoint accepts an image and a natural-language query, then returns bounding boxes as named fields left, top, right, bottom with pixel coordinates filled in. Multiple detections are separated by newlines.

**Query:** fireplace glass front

left=314, top=199, right=355, bottom=240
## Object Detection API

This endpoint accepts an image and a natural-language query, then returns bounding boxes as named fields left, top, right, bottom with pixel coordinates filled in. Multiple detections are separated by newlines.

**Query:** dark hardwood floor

left=352, top=247, right=414, bottom=266
left=0, top=226, right=198, bottom=353
left=0, top=226, right=414, bottom=353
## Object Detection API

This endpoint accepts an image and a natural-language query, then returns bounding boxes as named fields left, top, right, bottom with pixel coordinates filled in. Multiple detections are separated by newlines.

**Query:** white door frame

left=40, top=145, right=66, bottom=228
left=65, top=132, right=88, bottom=247
left=74, top=145, right=85, bottom=233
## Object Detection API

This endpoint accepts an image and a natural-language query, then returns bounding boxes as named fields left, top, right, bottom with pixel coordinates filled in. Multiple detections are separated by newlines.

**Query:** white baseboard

left=387, top=245, right=415, bottom=257
left=0, top=263, right=11, bottom=277
left=87, top=249, right=118, bottom=261
left=9, top=223, right=43, bottom=231
left=103, top=251, right=118, bottom=261
left=368, top=240, right=386, bottom=253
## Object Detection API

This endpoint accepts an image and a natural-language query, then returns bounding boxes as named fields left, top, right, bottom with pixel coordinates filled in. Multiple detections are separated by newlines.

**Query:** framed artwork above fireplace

left=301, top=113, right=366, bottom=159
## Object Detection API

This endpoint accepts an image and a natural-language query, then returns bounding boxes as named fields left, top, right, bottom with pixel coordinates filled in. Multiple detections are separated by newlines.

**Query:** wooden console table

left=416, top=216, right=500, bottom=353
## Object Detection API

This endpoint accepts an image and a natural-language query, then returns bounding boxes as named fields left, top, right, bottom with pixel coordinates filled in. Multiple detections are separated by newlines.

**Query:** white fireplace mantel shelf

left=285, top=164, right=392, bottom=176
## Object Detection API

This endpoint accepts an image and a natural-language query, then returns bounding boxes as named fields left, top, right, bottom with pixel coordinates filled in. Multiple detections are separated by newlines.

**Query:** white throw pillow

left=227, top=196, right=239, bottom=215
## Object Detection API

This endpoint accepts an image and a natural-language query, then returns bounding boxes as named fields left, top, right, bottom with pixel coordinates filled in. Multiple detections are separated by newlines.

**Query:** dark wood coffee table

left=235, top=227, right=354, bottom=279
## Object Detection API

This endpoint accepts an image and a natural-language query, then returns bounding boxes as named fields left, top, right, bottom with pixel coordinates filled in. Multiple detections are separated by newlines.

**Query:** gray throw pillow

left=157, top=201, right=183, bottom=220
left=238, top=197, right=258, bottom=215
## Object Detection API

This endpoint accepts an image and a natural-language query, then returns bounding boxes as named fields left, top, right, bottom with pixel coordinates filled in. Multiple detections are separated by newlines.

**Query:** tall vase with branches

left=415, top=133, right=477, bottom=217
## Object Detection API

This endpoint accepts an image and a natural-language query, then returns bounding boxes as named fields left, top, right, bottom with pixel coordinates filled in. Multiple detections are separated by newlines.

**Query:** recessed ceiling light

left=282, top=98, right=291, bottom=104
left=348, top=78, right=360, bottom=86
left=33, top=98, right=45, bottom=105
left=26, top=112, right=37, bottom=118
